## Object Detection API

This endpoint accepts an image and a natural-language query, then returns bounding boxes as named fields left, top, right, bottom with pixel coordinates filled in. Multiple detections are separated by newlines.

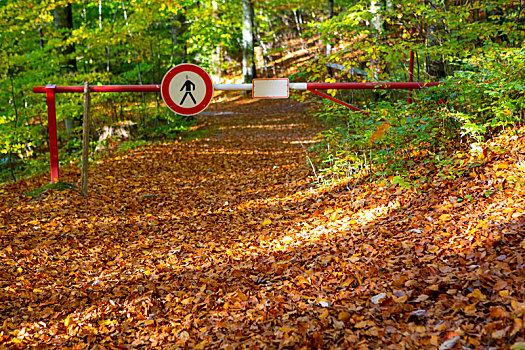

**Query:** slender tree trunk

left=370, top=0, right=382, bottom=81
left=121, top=0, right=145, bottom=103
left=54, top=1, right=76, bottom=135
left=326, top=0, right=335, bottom=76
left=99, top=0, right=103, bottom=29
left=54, top=1, right=76, bottom=72
left=211, top=1, right=222, bottom=83
left=170, top=11, right=187, bottom=65
left=293, top=10, right=306, bottom=49
left=370, top=0, right=383, bottom=101
left=425, top=0, right=447, bottom=78
left=242, top=0, right=256, bottom=83
left=106, top=2, right=120, bottom=82
left=38, top=25, right=44, bottom=49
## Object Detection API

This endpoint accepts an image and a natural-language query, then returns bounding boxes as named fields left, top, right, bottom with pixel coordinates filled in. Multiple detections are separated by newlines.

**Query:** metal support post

left=45, top=84, right=59, bottom=183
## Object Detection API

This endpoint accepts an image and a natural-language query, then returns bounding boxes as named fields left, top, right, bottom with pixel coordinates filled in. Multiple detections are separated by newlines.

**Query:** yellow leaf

left=494, top=162, right=509, bottom=170
left=439, top=214, right=451, bottom=221
left=99, top=319, right=113, bottom=326
left=181, top=297, right=194, bottom=305
left=499, top=290, right=510, bottom=297
left=368, top=122, right=391, bottom=145
left=262, top=219, right=272, bottom=226
left=468, top=288, right=486, bottom=301
left=144, top=319, right=155, bottom=326
left=330, top=209, right=341, bottom=221
left=64, top=315, right=73, bottom=327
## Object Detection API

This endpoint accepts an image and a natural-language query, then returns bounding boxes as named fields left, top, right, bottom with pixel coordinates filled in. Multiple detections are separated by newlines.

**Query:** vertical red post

left=45, top=84, right=59, bottom=183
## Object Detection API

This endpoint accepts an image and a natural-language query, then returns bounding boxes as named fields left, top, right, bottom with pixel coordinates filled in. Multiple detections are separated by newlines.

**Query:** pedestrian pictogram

left=180, top=75, right=197, bottom=105
left=161, top=64, right=214, bottom=116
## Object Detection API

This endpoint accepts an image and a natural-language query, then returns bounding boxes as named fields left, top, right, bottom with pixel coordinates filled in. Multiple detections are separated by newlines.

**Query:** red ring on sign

left=161, top=64, right=214, bottom=116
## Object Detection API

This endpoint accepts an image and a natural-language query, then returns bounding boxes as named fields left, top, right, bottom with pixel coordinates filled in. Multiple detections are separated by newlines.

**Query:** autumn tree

left=242, top=0, right=256, bottom=83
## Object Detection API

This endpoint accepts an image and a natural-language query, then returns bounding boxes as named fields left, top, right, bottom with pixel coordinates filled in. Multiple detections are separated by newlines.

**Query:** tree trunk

left=211, top=1, right=221, bottom=82
left=54, top=1, right=76, bottom=72
left=370, top=0, right=383, bottom=101
left=326, top=0, right=335, bottom=76
left=54, top=1, right=76, bottom=135
left=121, top=0, right=145, bottom=103
left=425, top=0, right=447, bottom=79
left=170, top=11, right=187, bottom=65
left=370, top=0, right=382, bottom=81
left=242, top=0, right=256, bottom=84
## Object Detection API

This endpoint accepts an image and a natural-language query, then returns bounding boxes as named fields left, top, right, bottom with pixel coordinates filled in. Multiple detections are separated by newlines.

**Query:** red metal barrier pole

left=45, top=84, right=59, bottom=183
left=306, top=82, right=439, bottom=90
left=408, top=50, right=415, bottom=104
left=33, top=85, right=161, bottom=93
left=308, top=88, right=369, bottom=115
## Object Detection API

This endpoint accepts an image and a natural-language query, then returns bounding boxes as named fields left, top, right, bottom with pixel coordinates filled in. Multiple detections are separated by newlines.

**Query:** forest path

left=1, top=98, right=525, bottom=348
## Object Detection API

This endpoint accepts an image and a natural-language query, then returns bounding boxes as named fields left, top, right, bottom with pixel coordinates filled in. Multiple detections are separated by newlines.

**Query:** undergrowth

left=311, top=49, right=525, bottom=189
left=0, top=105, right=198, bottom=186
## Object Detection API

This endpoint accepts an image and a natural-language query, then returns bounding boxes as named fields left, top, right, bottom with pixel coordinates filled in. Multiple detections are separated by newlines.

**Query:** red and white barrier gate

left=34, top=64, right=439, bottom=183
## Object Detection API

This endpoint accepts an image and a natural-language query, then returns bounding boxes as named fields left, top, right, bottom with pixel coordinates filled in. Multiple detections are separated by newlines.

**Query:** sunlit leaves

left=2, top=97, right=524, bottom=347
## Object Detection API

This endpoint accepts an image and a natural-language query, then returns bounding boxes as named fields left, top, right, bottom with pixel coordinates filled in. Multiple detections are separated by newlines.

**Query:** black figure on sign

left=180, top=75, right=197, bottom=105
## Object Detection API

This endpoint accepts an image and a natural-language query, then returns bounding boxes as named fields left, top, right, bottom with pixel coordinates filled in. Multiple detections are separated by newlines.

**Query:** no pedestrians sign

left=161, top=63, right=214, bottom=116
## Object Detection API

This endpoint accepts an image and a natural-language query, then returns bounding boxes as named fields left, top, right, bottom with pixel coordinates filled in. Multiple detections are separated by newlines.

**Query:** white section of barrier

left=213, top=83, right=308, bottom=91
left=289, top=83, right=307, bottom=90
left=213, top=84, right=252, bottom=91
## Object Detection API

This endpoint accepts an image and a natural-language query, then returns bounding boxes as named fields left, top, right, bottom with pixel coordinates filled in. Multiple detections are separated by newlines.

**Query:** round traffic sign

left=161, top=63, right=214, bottom=116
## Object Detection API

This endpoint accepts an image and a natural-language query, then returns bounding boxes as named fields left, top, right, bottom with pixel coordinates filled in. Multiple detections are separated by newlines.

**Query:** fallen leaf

left=371, top=293, right=386, bottom=304
left=439, top=336, right=460, bottom=350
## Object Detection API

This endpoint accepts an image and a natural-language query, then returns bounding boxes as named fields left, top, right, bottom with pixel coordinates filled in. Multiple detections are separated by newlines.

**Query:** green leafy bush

left=313, top=49, right=525, bottom=185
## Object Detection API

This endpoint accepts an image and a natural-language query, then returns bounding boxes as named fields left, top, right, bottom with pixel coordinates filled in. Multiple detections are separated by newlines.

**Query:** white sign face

left=161, top=64, right=214, bottom=116
left=253, top=78, right=289, bottom=98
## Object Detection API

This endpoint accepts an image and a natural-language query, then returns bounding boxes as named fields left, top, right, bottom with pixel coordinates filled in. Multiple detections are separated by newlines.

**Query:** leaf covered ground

left=1, top=98, right=525, bottom=349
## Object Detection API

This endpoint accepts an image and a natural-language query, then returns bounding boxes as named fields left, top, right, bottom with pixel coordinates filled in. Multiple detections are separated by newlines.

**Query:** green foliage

left=0, top=0, right=257, bottom=183
left=313, top=47, right=525, bottom=185
left=309, top=0, right=525, bottom=185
